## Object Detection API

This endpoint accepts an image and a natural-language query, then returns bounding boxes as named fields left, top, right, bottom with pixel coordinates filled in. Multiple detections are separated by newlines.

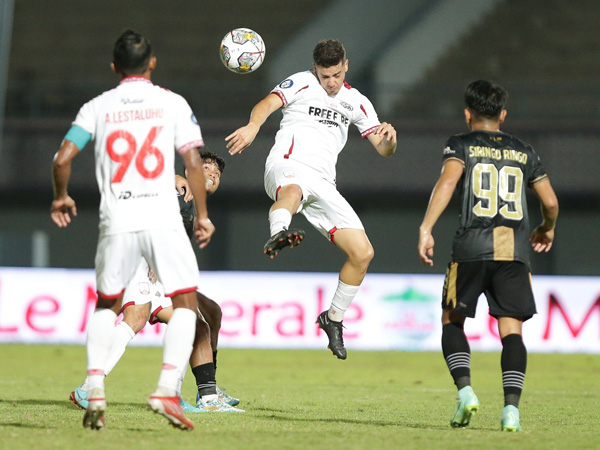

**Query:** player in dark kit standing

left=418, top=80, right=558, bottom=432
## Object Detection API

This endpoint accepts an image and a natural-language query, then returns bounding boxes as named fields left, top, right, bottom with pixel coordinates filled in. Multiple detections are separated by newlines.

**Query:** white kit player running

left=51, top=29, right=214, bottom=431
left=226, top=39, right=397, bottom=360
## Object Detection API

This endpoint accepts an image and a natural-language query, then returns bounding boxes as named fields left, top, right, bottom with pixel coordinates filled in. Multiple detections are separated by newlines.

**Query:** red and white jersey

left=267, top=70, right=380, bottom=181
left=73, top=76, right=204, bottom=235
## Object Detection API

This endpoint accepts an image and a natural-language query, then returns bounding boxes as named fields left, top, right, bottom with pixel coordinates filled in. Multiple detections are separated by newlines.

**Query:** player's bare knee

left=123, top=304, right=151, bottom=333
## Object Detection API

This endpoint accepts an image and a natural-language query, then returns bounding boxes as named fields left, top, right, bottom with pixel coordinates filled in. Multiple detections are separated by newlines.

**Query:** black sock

left=213, top=350, right=218, bottom=374
left=442, top=322, right=471, bottom=390
left=192, top=362, right=217, bottom=398
left=501, top=333, right=527, bottom=407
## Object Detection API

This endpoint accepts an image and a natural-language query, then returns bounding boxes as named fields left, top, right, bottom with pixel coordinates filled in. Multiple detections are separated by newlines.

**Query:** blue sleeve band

left=64, top=125, right=92, bottom=150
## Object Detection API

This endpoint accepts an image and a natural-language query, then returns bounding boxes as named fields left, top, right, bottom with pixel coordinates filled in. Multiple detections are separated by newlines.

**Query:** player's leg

left=316, top=228, right=373, bottom=360
left=83, top=233, right=139, bottom=430
left=189, top=317, right=242, bottom=412
left=70, top=261, right=154, bottom=410
left=70, top=314, right=139, bottom=410
left=264, top=184, right=305, bottom=257
left=488, top=262, right=535, bottom=432
left=82, top=294, right=122, bottom=430
left=146, top=291, right=197, bottom=430
left=144, top=230, right=200, bottom=430
left=155, top=303, right=242, bottom=412
left=441, top=261, right=485, bottom=428
left=498, top=317, right=525, bottom=432
left=195, top=292, right=241, bottom=406
left=442, top=310, right=479, bottom=428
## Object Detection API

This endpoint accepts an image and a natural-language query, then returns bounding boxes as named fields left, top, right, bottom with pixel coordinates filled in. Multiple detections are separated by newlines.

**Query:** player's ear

left=344, top=59, right=349, bottom=72
left=464, top=108, right=471, bottom=125
left=148, top=56, right=157, bottom=72
left=499, top=109, right=507, bottom=124
left=110, top=62, right=119, bottom=75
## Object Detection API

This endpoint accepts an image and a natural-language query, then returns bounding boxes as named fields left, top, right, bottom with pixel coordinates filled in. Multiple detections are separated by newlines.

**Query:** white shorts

left=121, top=259, right=172, bottom=325
left=95, top=228, right=200, bottom=299
left=264, top=160, right=364, bottom=241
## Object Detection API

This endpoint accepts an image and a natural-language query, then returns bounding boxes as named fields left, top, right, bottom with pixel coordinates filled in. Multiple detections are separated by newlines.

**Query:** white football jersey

left=267, top=70, right=380, bottom=181
left=73, top=76, right=204, bottom=234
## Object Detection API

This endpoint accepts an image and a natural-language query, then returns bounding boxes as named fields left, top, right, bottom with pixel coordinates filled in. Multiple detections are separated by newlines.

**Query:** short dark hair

left=112, top=29, right=153, bottom=76
left=312, top=39, right=346, bottom=68
left=200, top=150, right=226, bottom=174
left=465, top=80, right=508, bottom=119
left=182, top=148, right=226, bottom=174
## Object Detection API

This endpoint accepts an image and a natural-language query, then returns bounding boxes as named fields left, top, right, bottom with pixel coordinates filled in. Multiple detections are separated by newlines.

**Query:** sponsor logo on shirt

left=443, top=146, right=456, bottom=155
left=120, top=98, right=144, bottom=105
left=339, top=101, right=353, bottom=111
left=308, top=106, right=349, bottom=127
left=279, top=79, right=293, bottom=89
left=118, top=191, right=158, bottom=200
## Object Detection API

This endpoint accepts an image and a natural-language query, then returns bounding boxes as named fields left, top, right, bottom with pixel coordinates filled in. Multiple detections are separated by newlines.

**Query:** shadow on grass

left=0, top=398, right=148, bottom=408
left=251, top=405, right=450, bottom=430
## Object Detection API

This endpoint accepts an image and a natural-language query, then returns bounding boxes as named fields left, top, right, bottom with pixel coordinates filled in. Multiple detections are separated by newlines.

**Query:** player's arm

left=226, top=93, right=283, bottom=155
left=418, top=159, right=464, bottom=266
left=182, top=147, right=215, bottom=248
left=51, top=126, right=89, bottom=227
left=366, top=122, right=397, bottom=157
left=530, top=177, right=559, bottom=253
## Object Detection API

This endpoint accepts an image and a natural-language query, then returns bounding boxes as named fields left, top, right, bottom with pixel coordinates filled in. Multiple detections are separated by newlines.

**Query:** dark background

left=1, top=0, right=598, bottom=276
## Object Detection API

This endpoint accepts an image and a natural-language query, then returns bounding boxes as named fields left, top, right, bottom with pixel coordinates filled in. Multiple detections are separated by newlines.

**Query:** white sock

left=176, top=367, right=187, bottom=398
left=157, top=308, right=196, bottom=396
left=328, top=280, right=360, bottom=322
left=104, top=321, right=136, bottom=376
left=269, top=208, right=292, bottom=236
left=86, top=309, right=117, bottom=390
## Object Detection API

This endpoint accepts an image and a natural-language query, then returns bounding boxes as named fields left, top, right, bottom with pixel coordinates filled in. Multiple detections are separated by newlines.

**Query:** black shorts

left=442, top=260, right=537, bottom=321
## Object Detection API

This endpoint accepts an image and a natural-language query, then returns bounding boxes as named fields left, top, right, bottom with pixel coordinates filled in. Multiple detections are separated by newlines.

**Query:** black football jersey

left=177, top=188, right=195, bottom=240
left=442, top=130, right=547, bottom=265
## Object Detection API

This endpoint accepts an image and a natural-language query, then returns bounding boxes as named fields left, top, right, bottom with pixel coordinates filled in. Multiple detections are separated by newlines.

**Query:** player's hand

left=51, top=196, right=77, bottom=228
left=147, top=267, right=158, bottom=283
left=225, top=123, right=259, bottom=155
left=375, top=122, right=397, bottom=144
left=418, top=231, right=435, bottom=266
left=195, top=217, right=215, bottom=249
left=175, top=175, right=193, bottom=202
left=530, top=226, right=554, bottom=253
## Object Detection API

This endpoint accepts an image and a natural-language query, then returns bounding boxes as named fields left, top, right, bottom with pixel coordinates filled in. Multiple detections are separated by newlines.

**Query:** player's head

left=464, top=80, right=508, bottom=126
left=200, top=151, right=225, bottom=195
left=312, top=39, right=348, bottom=96
left=111, top=29, right=155, bottom=77
left=183, top=149, right=225, bottom=195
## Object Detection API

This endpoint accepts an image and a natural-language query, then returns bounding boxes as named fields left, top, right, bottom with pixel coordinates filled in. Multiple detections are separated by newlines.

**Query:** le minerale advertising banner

left=0, top=267, right=598, bottom=353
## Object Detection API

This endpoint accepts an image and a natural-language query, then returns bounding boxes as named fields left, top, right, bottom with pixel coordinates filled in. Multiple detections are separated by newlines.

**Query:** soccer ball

left=219, top=28, right=265, bottom=74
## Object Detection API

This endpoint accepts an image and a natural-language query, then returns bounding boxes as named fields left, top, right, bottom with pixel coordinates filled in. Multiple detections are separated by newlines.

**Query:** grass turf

left=1, top=344, right=599, bottom=449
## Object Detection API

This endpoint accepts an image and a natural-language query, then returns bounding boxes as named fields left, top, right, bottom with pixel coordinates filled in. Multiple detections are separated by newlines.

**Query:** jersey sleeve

left=527, top=145, right=548, bottom=186
left=352, top=94, right=381, bottom=138
left=174, top=95, right=205, bottom=154
left=72, top=98, right=98, bottom=139
left=270, top=72, right=307, bottom=107
left=442, top=134, right=467, bottom=165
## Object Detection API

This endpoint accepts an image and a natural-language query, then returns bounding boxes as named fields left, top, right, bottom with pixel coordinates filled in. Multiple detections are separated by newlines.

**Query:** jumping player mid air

left=226, top=39, right=397, bottom=360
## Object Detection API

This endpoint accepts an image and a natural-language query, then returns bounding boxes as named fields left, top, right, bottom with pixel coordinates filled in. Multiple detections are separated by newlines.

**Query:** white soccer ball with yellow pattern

left=219, top=28, right=266, bottom=74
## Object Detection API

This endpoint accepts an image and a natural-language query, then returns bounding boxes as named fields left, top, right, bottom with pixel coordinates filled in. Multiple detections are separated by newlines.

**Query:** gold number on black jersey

left=472, top=163, right=523, bottom=220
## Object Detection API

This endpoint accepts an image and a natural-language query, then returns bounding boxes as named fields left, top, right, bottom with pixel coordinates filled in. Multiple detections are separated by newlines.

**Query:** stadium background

left=0, top=0, right=598, bottom=277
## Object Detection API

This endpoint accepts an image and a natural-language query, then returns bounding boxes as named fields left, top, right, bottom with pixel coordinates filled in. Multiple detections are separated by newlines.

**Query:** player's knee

left=349, top=242, right=374, bottom=268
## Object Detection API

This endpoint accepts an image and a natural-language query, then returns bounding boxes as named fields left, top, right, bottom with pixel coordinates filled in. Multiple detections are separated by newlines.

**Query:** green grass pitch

left=1, top=344, right=599, bottom=449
